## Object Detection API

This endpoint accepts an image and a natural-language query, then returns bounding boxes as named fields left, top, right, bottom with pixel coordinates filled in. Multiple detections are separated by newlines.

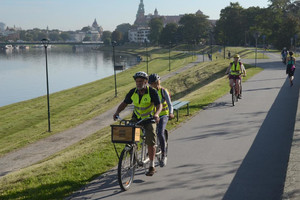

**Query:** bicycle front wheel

left=232, top=90, right=236, bottom=106
left=118, top=146, right=136, bottom=191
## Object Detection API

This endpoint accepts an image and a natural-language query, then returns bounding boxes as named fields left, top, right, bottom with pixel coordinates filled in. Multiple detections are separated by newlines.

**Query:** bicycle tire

left=164, top=129, right=168, bottom=156
left=232, top=89, right=235, bottom=106
left=118, top=147, right=136, bottom=191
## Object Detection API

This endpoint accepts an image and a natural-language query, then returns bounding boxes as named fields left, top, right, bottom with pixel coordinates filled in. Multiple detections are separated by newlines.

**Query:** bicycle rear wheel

left=164, top=129, right=168, bottom=155
left=118, top=146, right=136, bottom=191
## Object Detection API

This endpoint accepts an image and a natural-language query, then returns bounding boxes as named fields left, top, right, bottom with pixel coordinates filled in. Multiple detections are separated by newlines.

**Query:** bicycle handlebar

left=114, top=115, right=155, bottom=126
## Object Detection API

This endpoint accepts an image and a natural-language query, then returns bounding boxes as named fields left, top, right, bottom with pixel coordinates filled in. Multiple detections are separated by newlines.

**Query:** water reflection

left=0, top=47, right=138, bottom=107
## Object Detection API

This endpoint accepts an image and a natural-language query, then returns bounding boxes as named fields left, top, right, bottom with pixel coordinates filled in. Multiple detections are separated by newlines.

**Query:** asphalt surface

left=68, top=53, right=300, bottom=200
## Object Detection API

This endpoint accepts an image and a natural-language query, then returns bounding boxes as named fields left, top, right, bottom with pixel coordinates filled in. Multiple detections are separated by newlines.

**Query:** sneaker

left=146, top=167, right=156, bottom=176
left=230, top=88, right=233, bottom=94
left=238, top=94, right=242, bottom=99
left=160, top=156, right=167, bottom=167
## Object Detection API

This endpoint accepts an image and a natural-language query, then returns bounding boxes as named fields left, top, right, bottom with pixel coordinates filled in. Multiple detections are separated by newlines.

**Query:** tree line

left=110, top=0, right=300, bottom=50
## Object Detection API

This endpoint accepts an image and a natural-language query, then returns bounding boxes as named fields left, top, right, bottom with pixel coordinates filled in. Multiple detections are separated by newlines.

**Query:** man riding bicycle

left=148, top=73, right=174, bottom=167
left=113, top=71, right=162, bottom=176
left=225, top=54, right=246, bottom=99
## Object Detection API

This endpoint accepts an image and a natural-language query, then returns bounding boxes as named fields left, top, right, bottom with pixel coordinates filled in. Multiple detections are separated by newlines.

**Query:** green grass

left=0, top=46, right=263, bottom=199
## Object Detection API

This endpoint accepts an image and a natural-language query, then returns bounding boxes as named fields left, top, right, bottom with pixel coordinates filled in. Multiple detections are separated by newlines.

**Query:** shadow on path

left=222, top=76, right=299, bottom=200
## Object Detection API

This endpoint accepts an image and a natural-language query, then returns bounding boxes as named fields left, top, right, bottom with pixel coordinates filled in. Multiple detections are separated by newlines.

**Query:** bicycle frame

left=113, top=116, right=167, bottom=190
left=231, top=77, right=241, bottom=106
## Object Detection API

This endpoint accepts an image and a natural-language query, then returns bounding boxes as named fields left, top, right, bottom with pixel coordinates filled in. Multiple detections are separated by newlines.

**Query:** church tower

left=134, top=0, right=146, bottom=26
left=154, top=8, right=158, bottom=17
left=136, top=0, right=145, bottom=19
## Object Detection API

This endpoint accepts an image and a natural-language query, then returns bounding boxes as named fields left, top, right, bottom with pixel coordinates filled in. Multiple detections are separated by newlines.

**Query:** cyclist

left=113, top=71, right=162, bottom=176
left=225, top=54, right=246, bottom=99
left=148, top=73, right=174, bottom=167
left=286, top=51, right=296, bottom=86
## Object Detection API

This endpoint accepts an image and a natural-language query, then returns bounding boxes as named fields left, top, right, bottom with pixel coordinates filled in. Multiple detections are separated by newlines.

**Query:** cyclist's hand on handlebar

left=113, top=113, right=119, bottom=121
left=154, top=115, right=160, bottom=123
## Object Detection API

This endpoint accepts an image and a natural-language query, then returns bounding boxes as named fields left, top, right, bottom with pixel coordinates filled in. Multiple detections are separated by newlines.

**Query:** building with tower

left=129, top=0, right=216, bottom=43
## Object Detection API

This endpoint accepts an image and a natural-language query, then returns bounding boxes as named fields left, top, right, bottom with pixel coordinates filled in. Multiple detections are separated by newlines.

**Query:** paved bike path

left=68, top=53, right=299, bottom=200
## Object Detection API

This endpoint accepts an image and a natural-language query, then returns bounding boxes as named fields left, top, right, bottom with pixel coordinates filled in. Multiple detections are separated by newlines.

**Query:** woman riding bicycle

left=148, top=73, right=174, bottom=167
left=286, top=51, right=296, bottom=86
left=225, top=54, right=246, bottom=99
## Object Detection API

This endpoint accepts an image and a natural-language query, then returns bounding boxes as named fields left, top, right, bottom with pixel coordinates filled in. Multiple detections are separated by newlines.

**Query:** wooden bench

left=172, top=100, right=190, bottom=121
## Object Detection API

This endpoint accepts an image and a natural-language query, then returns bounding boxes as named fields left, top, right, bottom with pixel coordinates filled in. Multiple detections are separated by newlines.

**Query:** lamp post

left=112, top=41, right=117, bottom=97
left=144, top=39, right=149, bottom=74
left=295, top=34, right=298, bottom=55
left=210, top=31, right=213, bottom=61
left=41, top=38, right=51, bottom=132
left=253, top=31, right=260, bottom=67
left=169, top=41, right=171, bottom=71
left=262, top=35, right=266, bottom=58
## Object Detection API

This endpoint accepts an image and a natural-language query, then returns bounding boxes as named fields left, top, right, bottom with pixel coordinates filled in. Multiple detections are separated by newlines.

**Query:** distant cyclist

left=281, top=47, right=288, bottom=64
left=225, top=54, right=247, bottom=99
left=148, top=73, right=174, bottom=167
left=286, top=51, right=296, bottom=86
left=113, top=71, right=162, bottom=176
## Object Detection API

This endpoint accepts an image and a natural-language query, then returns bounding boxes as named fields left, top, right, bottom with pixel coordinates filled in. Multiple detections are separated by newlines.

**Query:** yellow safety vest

left=158, top=88, right=169, bottom=116
left=131, top=86, right=154, bottom=119
left=230, top=62, right=241, bottom=75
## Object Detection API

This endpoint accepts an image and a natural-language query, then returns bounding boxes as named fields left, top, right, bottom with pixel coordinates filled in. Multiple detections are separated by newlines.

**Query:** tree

left=49, top=32, right=61, bottom=41
left=148, top=17, right=163, bottom=45
left=60, top=32, right=71, bottom=41
left=102, top=31, right=112, bottom=46
left=81, top=26, right=91, bottom=32
left=178, top=13, right=210, bottom=44
left=36, top=32, right=47, bottom=41
left=116, top=23, right=131, bottom=43
left=159, top=23, right=178, bottom=45
left=215, top=3, right=245, bottom=46
left=111, top=30, right=123, bottom=43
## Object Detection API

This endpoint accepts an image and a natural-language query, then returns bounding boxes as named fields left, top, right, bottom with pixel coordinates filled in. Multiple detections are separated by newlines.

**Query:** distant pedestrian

left=208, top=53, right=212, bottom=61
left=228, top=51, right=231, bottom=59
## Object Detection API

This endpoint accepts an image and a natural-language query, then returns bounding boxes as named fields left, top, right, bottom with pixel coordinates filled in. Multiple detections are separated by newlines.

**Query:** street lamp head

left=41, top=38, right=50, bottom=47
left=253, top=31, right=260, bottom=39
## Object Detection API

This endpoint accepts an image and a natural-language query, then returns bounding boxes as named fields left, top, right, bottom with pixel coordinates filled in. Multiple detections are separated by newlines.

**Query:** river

left=0, top=46, right=138, bottom=107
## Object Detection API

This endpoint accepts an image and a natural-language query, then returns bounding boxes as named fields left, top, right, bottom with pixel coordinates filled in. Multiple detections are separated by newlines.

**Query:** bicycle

left=230, top=74, right=243, bottom=106
left=111, top=116, right=168, bottom=191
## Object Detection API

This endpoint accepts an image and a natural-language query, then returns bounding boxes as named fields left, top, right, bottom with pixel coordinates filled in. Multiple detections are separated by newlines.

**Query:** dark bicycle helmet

left=133, top=71, right=148, bottom=80
left=148, top=73, right=160, bottom=84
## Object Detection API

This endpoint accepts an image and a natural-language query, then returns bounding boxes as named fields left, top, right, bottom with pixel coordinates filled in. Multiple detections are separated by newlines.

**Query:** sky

left=1, top=0, right=271, bottom=32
